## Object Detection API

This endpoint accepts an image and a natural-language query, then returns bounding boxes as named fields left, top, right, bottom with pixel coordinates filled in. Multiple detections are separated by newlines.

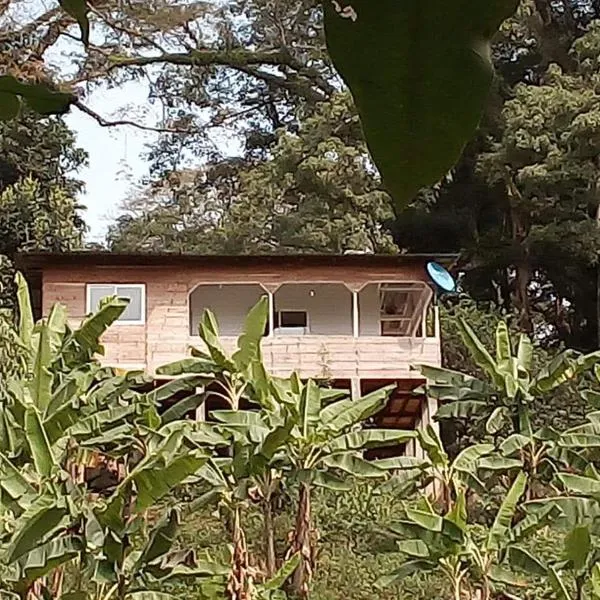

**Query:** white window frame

left=86, top=283, right=146, bottom=325
left=273, top=308, right=310, bottom=335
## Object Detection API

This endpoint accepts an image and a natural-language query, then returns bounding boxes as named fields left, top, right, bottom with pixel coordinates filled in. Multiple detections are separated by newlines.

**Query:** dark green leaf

left=59, top=0, right=90, bottom=45
left=323, top=0, right=518, bottom=207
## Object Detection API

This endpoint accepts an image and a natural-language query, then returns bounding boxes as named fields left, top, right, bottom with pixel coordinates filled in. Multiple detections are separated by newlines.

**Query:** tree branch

left=73, top=99, right=197, bottom=134
left=107, top=48, right=296, bottom=71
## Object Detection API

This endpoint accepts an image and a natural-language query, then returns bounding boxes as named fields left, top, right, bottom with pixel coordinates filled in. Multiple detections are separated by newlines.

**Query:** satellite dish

left=427, top=261, right=456, bottom=293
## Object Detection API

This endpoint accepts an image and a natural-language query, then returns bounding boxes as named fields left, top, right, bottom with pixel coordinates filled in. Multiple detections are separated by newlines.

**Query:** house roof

left=15, top=251, right=459, bottom=271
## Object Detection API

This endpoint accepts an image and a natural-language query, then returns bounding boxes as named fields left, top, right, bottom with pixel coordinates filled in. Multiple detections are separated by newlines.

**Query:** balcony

left=179, top=281, right=441, bottom=381
left=199, top=334, right=441, bottom=380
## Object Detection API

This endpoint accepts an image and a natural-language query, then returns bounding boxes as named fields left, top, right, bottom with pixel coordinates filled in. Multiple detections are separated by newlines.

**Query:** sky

left=7, top=0, right=242, bottom=245
left=64, top=84, right=159, bottom=244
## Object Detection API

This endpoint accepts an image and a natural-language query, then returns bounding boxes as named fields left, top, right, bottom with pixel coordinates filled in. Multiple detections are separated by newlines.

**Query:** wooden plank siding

left=41, top=261, right=442, bottom=378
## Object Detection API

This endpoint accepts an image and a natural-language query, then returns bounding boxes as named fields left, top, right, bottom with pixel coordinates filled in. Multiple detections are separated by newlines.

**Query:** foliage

left=324, top=0, right=518, bottom=209
left=107, top=93, right=396, bottom=255
left=392, top=1, right=600, bottom=350
left=158, top=297, right=411, bottom=598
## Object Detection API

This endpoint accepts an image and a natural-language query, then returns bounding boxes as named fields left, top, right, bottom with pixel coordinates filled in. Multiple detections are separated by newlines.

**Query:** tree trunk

left=263, top=498, right=277, bottom=578
left=291, top=483, right=313, bottom=599
left=227, top=507, right=253, bottom=600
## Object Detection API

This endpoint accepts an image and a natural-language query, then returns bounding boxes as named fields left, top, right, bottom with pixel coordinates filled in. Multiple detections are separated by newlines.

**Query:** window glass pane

left=116, top=286, right=143, bottom=322
left=88, top=286, right=115, bottom=313
left=280, top=311, right=307, bottom=328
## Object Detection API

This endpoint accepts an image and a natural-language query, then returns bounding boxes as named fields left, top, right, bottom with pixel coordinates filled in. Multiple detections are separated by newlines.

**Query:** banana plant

left=384, top=425, right=523, bottom=511
left=418, top=319, right=600, bottom=496
left=0, top=273, right=229, bottom=599
left=160, top=298, right=415, bottom=598
left=377, top=470, right=554, bottom=600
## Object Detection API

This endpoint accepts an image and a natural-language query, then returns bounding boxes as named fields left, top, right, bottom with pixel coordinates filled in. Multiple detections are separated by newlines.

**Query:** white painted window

left=86, top=284, right=146, bottom=324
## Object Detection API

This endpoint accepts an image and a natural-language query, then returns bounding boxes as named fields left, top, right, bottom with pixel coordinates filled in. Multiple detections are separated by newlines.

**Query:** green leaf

left=456, top=318, right=502, bottom=386
left=0, top=91, right=20, bottom=121
left=374, top=560, right=437, bottom=588
left=147, top=376, right=208, bottom=405
left=517, top=334, right=534, bottom=373
left=446, top=487, right=467, bottom=530
left=328, top=429, right=416, bottom=451
left=311, top=470, right=352, bottom=491
left=135, top=509, right=179, bottom=573
left=507, top=546, right=548, bottom=576
left=8, top=535, right=82, bottom=585
left=133, top=451, right=207, bottom=512
left=0, top=76, right=75, bottom=117
left=321, top=452, right=385, bottom=478
left=487, top=471, right=527, bottom=550
left=435, top=400, right=488, bottom=419
left=525, top=496, right=600, bottom=528
left=405, top=507, right=442, bottom=532
left=5, top=496, right=67, bottom=563
left=495, top=321, right=512, bottom=364
left=452, top=443, right=494, bottom=474
left=417, top=426, right=448, bottom=467
left=299, top=379, right=321, bottom=436
left=486, top=406, right=509, bottom=435
left=591, top=563, right=600, bottom=597
left=161, top=393, right=207, bottom=424
left=560, top=433, right=600, bottom=448
left=24, top=406, right=55, bottom=477
left=29, top=322, right=54, bottom=413
left=15, top=272, right=33, bottom=344
left=478, top=455, right=523, bottom=472
left=532, top=350, right=580, bottom=394
left=488, top=565, right=528, bottom=587
left=125, top=594, right=179, bottom=600
left=500, top=434, right=530, bottom=457
left=261, top=553, right=301, bottom=591
left=396, top=539, right=429, bottom=558
left=256, top=422, right=292, bottom=463
left=232, top=296, right=268, bottom=371
left=0, top=450, right=34, bottom=500
left=156, top=358, right=218, bottom=376
left=198, top=310, right=234, bottom=370
left=73, top=296, right=128, bottom=356
left=563, top=526, right=591, bottom=571
left=548, top=565, right=574, bottom=600
left=59, top=0, right=90, bottom=45
left=321, top=385, right=393, bottom=432
left=557, top=473, right=600, bottom=498
left=323, top=0, right=518, bottom=208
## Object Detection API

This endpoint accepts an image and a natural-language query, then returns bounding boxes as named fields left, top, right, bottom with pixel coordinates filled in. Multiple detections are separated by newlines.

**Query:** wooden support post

left=352, top=290, right=360, bottom=338
left=350, top=378, right=361, bottom=401
left=267, top=290, right=275, bottom=337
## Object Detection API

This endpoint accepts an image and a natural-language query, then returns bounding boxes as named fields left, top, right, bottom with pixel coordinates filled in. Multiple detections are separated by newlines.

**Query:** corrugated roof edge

left=14, top=251, right=459, bottom=271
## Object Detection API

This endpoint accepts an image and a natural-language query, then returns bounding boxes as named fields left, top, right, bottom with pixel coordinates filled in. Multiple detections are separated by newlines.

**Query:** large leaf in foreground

left=0, top=76, right=75, bottom=121
left=323, top=0, right=518, bottom=207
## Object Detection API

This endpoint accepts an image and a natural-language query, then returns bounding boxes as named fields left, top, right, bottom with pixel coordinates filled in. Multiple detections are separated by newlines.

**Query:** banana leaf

left=323, top=0, right=519, bottom=207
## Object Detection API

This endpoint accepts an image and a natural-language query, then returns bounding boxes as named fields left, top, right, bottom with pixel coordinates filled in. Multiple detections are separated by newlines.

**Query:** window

left=379, top=284, right=414, bottom=336
left=86, top=284, right=145, bottom=324
left=273, top=310, right=309, bottom=334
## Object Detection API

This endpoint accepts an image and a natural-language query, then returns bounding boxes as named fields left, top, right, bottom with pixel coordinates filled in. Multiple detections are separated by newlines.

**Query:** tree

left=0, top=108, right=87, bottom=309
left=392, top=1, right=600, bottom=350
left=107, top=93, right=397, bottom=254
left=0, top=177, right=86, bottom=309
left=0, top=111, right=86, bottom=196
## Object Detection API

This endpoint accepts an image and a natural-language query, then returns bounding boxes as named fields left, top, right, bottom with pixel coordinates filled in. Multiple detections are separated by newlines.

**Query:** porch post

left=352, top=290, right=359, bottom=338
left=267, top=290, right=275, bottom=337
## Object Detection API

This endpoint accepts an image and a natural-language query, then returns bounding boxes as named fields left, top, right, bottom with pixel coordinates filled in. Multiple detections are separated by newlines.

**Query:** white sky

left=64, top=85, right=159, bottom=244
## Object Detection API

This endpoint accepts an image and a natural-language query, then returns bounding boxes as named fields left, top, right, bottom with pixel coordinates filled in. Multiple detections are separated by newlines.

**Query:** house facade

left=17, top=252, right=454, bottom=447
